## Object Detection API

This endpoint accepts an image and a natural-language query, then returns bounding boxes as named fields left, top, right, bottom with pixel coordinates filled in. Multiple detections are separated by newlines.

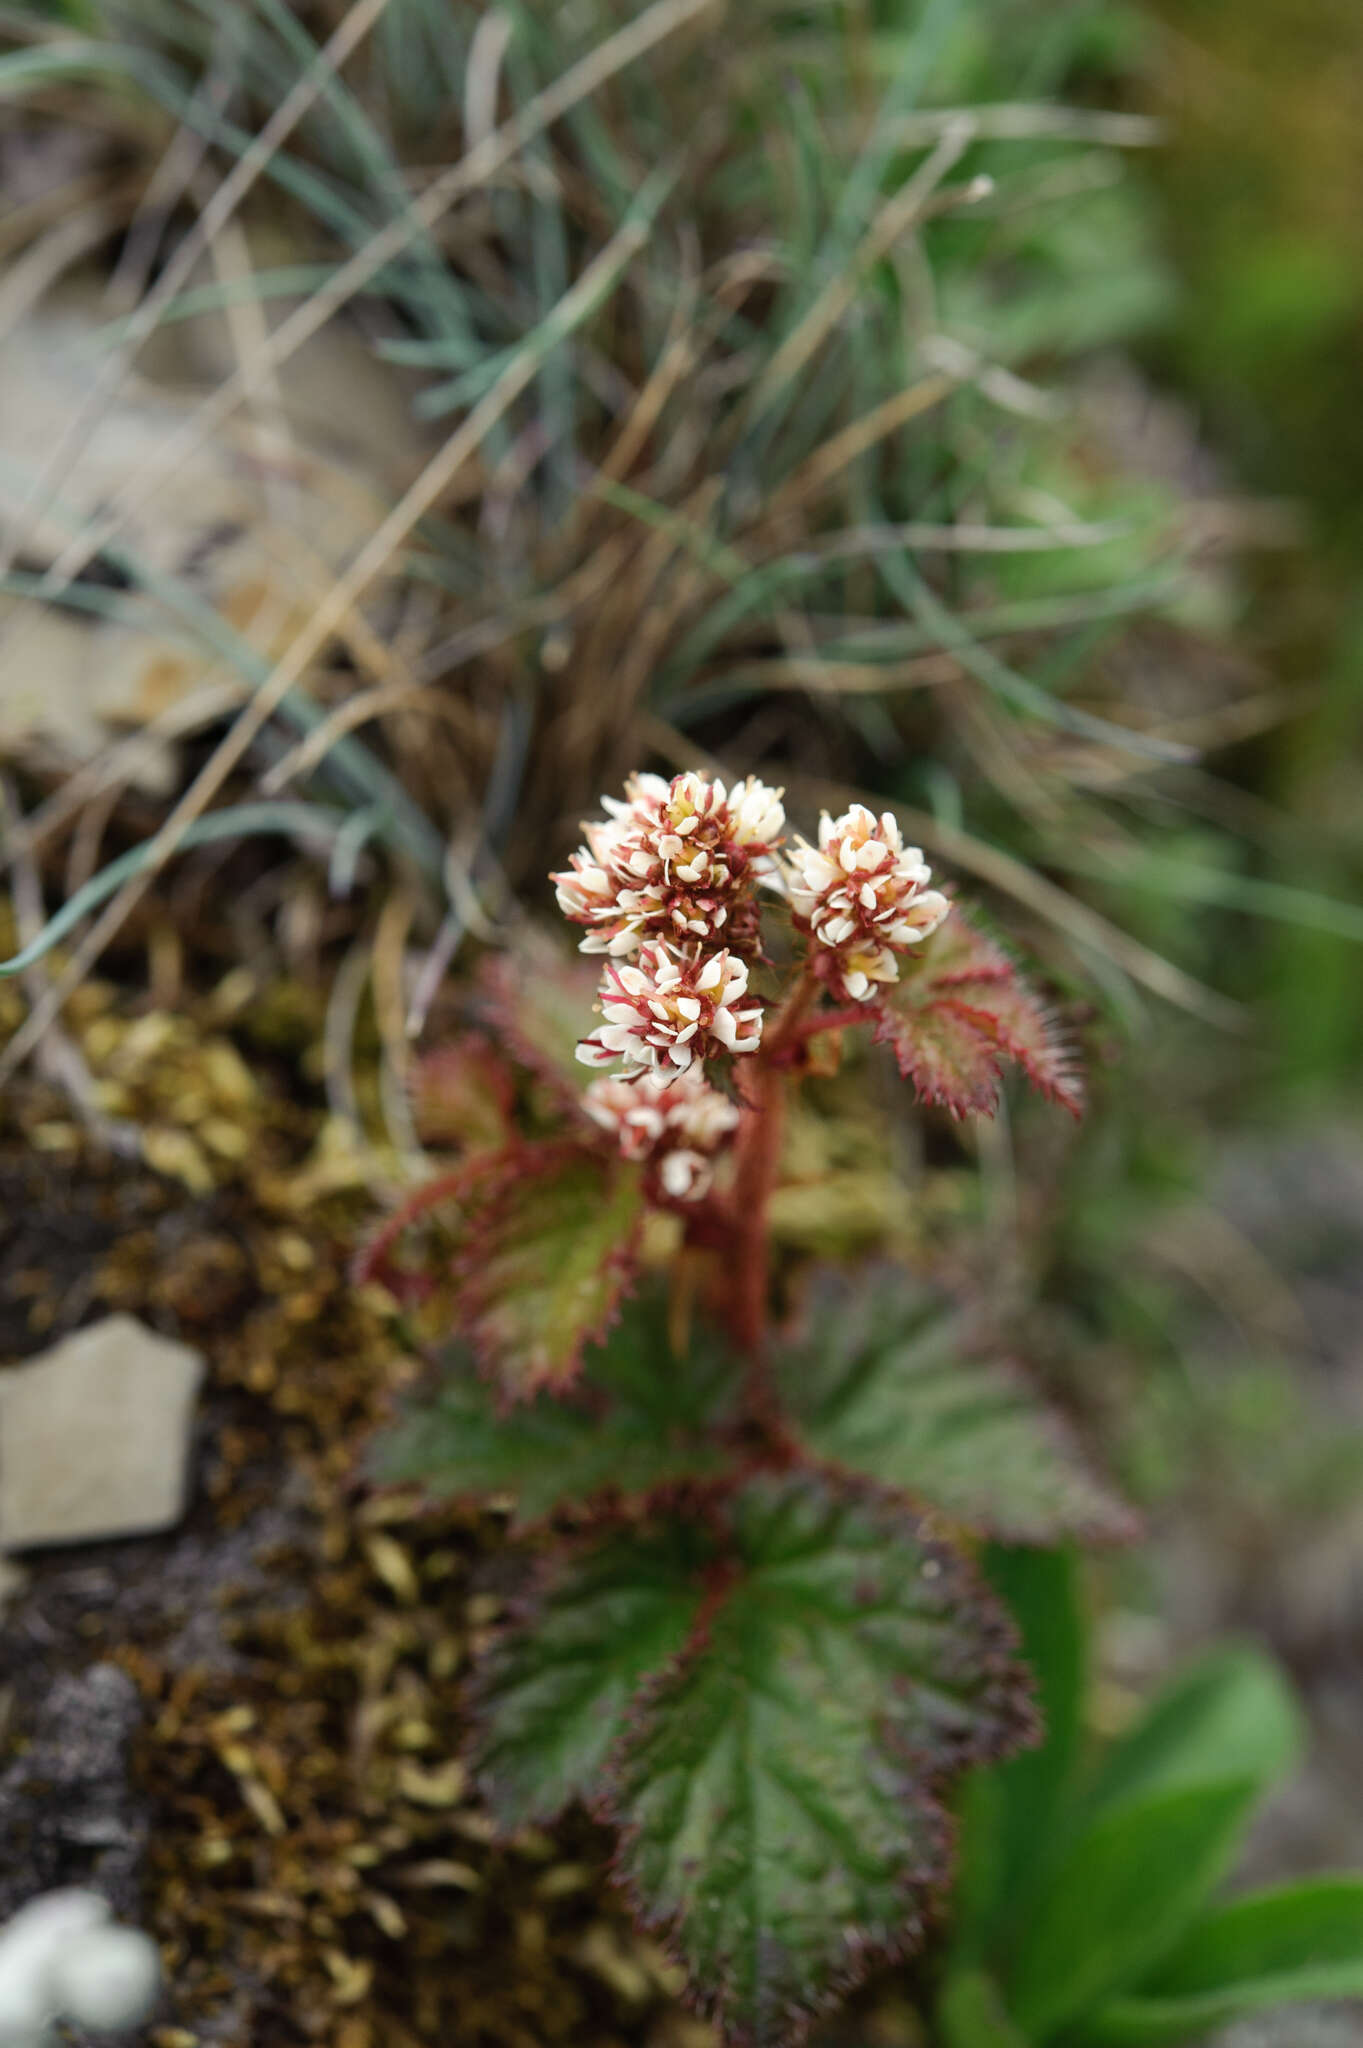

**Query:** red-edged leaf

left=602, top=1470, right=1036, bottom=2046
left=409, top=1033, right=516, bottom=1154
left=873, top=912, right=1084, bottom=1120
left=778, top=1264, right=1134, bottom=1545
left=468, top=1518, right=712, bottom=1829
left=873, top=995, right=1006, bottom=1118
left=477, top=930, right=598, bottom=1110
left=353, top=1152, right=512, bottom=1338
left=457, top=1141, right=644, bottom=1400
left=367, top=1290, right=738, bottom=1530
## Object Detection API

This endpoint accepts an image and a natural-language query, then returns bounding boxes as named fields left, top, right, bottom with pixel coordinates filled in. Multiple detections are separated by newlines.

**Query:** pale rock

left=0, top=280, right=425, bottom=789
left=0, top=1315, right=204, bottom=1550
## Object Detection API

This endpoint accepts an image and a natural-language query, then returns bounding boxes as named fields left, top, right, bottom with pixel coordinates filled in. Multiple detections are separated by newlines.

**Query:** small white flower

left=576, top=941, right=762, bottom=1077
left=659, top=1148, right=712, bottom=1200
left=582, top=1065, right=741, bottom=1200
left=582, top=1076, right=668, bottom=1162
left=786, top=803, right=949, bottom=1001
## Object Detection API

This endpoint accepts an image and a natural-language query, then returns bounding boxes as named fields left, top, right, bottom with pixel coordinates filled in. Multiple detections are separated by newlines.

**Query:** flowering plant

left=362, top=770, right=1127, bottom=2045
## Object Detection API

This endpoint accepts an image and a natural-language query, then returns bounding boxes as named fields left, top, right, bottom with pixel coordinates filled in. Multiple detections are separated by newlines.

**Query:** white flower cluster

left=786, top=804, right=949, bottom=1001
left=0, top=1890, right=160, bottom=2048
left=557, top=771, right=784, bottom=1186
left=576, top=942, right=762, bottom=1080
left=554, top=775, right=952, bottom=1182
left=583, top=1065, right=741, bottom=1201
left=553, top=770, right=784, bottom=959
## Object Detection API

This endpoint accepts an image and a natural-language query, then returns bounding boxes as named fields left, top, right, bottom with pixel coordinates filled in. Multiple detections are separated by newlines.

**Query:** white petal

left=902, top=890, right=950, bottom=937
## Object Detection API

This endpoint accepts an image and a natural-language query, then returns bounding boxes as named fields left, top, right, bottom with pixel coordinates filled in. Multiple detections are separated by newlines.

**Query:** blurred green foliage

left=1149, top=0, right=1363, bottom=1095
left=939, top=1549, right=1363, bottom=2047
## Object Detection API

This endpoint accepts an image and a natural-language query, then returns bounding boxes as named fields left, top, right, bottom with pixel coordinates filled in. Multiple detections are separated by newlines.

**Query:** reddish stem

left=725, top=969, right=819, bottom=1425
left=791, top=1002, right=868, bottom=1043
left=729, top=1058, right=786, bottom=1366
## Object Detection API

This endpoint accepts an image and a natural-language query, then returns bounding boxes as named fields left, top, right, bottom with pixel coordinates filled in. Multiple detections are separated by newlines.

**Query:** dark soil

left=0, top=985, right=719, bottom=2048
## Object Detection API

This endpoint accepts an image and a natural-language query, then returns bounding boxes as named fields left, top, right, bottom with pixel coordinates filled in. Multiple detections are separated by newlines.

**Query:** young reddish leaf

left=458, top=1142, right=644, bottom=1400
left=478, top=930, right=599, bottom=1109
left=469, top=1519, right=712, bottom=1830
left=872, top=912, right=1084, bottom=1120
left=778, top=1266, right=1134, bottom=1546
left=604, top=1470, right=1035, bottom=2047
left=353, top=1150, right=513, bottom=1343
left=409, top=1033, right=516, bottom=1154
left=368, top=1292, right=738, bottom=1527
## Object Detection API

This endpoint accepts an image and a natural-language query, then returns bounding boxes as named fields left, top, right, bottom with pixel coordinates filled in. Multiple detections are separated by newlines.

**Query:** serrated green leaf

left=1086, top=1878, right=1363, bottom=2047
left=777, top=1267, right=1130, bottom=1544
left=471, top=1521, right=710, bottom=1830
left=607, top=1471, right=1034, bottom=2046
left=938, top=1968, right=1031, bottom=2048
left=1008, top=1778, right=1263, bottom=2041
left=1082, top=1644, right=1303, bottom=1818
left=368, top=1293, right=737, bottom=1525
left=460, top=1144, right=644, bottom=1398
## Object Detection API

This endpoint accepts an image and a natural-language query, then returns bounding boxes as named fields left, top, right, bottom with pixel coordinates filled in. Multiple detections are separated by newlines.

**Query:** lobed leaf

left=605, top=1470, right=1035, bottom=2046
left=353, top=1150, right=513, bottom=1342
left=368, top=1292, right=738, bottom=1526
left=470, top=1520, right=711, bottom=1832
left=777, top=1266, right=1131, bottom=1545
left=872, top=912, right=1084, bottom=1120
left=458, top=1142, right=645, bottom=1399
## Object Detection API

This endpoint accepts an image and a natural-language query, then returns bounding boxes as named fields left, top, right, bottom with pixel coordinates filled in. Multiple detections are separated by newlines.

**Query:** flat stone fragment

left=0, top=1315, right=205, bottom=1550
